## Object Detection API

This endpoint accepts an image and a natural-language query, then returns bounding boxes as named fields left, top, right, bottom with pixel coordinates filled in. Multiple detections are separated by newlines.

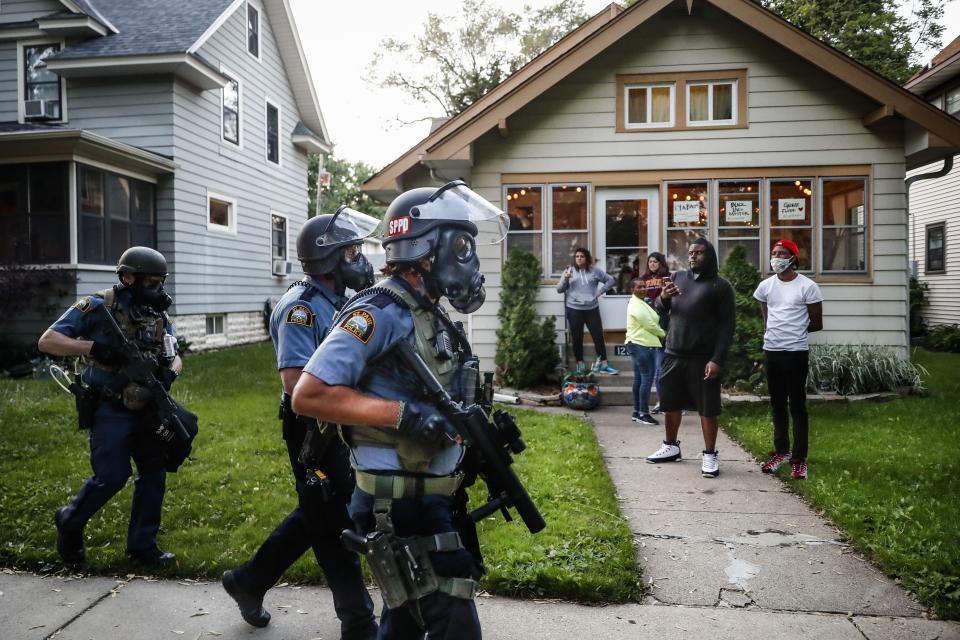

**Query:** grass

left=721, top=348, right=960, bottom=620
left=0, top=342, right=640, bottom=603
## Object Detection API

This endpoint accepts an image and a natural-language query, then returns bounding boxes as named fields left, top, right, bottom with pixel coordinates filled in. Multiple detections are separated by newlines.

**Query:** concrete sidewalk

left=1, top=406, right=958, bottom=639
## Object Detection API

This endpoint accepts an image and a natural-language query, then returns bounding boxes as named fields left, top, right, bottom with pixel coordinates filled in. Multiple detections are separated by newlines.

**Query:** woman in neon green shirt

left=626, top=278, right=666, bottom=425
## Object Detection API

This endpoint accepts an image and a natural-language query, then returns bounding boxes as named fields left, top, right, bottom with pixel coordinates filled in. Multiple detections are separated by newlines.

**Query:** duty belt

left=356, top=471, right=464, bottom=499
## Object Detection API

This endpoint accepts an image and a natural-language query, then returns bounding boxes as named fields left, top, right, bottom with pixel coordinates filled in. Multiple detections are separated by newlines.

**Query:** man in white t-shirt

left=753, top=239, right=823, bottom=480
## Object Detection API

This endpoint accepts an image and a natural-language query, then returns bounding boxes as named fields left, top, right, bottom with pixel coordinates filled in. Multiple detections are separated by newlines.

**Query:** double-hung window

left=78, top=165, right=156, bottom=265
left=946, top=87, right=960, bottom=117
left=821, top=179, right=867, bottom=273
left=271, top=214, right=287, bottom=261
left=926, top=222, right=946, bottom=273
left=505, top=184, right=589, bottom=277
left=247, top=2, right=261, bottom=59
left=22, top=43, right=63, bottom=121
left=222, top=73, right=241, bottom=145
left=266, top=100, right=280, bottom=164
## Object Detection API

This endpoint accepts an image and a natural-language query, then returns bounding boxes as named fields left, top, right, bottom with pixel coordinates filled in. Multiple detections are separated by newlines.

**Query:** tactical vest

left=83, top=286, right=165, bottom=371
left=341, top=278, right=461, bottom=473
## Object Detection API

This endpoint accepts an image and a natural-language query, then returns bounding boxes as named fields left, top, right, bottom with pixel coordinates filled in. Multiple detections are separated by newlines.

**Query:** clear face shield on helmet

left=321, top=206, right=380, bottom=292
left=406, top=181, right=510, bottom=244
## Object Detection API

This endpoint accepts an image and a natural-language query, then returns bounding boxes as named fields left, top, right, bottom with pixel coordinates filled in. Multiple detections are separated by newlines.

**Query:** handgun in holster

left=341, top=529, right=439, bottom=609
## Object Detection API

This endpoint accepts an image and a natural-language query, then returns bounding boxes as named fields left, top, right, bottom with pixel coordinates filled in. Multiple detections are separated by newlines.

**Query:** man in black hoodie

left=646, top=238, right=735, bottom=478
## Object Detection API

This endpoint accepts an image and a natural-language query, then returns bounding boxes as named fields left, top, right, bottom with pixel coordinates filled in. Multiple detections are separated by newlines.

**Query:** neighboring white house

left=905, top=35, right=960, bottom=329
left=0, top=0, right=331, bottom=350
left=363, top=0, right=960, bottom=369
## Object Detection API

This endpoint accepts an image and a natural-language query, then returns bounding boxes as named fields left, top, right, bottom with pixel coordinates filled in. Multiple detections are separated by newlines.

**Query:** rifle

left=393, top=340, right=546, bottom=534
left=92, top=304, right=191, bottom=444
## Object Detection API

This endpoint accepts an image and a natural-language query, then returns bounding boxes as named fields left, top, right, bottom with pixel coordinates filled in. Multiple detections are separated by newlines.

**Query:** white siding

left=907, top=155, right=960, bottom=327
left=0, top=41, right=17, bottom=122
left=462, top=5, right=909, bottom=365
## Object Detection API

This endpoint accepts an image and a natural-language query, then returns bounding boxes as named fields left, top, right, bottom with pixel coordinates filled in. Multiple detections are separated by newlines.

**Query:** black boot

left=54, top=507, right=85, bottom=564
left=222, top=570, right=271, bottom=628
left=126, top=546, right=176, bottom=566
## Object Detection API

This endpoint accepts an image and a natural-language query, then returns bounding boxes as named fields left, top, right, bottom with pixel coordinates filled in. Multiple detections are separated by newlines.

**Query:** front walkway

left=0, top=406, right=957, bottom=639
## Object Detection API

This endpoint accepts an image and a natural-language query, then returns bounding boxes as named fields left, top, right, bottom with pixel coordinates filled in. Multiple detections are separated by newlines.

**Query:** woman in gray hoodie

left=557, top=247, right=618, bottom=374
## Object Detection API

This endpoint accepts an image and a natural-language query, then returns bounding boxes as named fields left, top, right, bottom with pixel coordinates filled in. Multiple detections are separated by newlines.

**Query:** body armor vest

left=83, top=286, right=166, bottom=371
left=341, top=278, right=462, bottom=473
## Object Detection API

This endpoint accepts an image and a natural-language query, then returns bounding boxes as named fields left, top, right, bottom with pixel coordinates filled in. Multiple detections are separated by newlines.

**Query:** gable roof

left=365, top=0, right=960, bottom=197
left=905, top=34, right=960, bottom=96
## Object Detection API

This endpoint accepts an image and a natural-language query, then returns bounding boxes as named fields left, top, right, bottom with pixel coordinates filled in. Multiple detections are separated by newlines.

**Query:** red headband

left=773, top=239, right=799, bottom=258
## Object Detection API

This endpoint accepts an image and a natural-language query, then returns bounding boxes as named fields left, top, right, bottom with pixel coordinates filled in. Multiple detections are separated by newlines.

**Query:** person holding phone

left=557, top=247, right=617, bottom=374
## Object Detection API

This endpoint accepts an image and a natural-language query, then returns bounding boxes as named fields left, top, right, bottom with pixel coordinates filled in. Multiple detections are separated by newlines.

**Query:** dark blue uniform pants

left=348, top=489, right=482, bottom=640
left=233, top=422, right=376, bottom=640
left=58, top=401, right=166, bottom=552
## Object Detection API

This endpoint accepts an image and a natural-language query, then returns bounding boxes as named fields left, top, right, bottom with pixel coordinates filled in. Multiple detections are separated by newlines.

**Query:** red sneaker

left=761, top=452, right=791, bottom=473
left=790, top=460, right=808, bottom=480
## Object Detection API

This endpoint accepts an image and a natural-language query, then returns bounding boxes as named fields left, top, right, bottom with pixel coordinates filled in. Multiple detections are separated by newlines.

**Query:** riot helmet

left=297, top=205, right=379, bottom=295
left=116, top=246, right=172, bottom=311
left=379, top=180, right=508, bottom=314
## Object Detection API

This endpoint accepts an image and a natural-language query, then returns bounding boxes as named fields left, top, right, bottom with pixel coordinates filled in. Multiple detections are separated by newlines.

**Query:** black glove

left=90, top=341, right=127, bottom=367
left=397, top=401, right=460, bottom=446
left=158, top=367, right=178, bottom=390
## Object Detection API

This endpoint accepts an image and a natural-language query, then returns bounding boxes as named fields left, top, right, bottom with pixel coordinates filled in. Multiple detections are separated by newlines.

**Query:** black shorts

left=658, top=353, right=722, bottom=418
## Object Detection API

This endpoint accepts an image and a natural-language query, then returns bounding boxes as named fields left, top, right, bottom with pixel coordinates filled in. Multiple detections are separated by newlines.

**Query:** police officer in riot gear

left=38, top=246, right=183, bottom=565
left=291, top=181, right=509, bottom=639
left=222, top=206, right=379, bottom=639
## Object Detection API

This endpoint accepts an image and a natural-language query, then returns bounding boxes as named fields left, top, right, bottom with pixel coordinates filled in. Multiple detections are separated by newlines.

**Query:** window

left=222, top=73, right=240, bottom=145
left=272, top=214, right=287, bottom=260
left=0, top=162, right=69, bottom=263
left=77, top=165, right=156, bottom=265
left=625, top=83, right=674, bottom=128
left=821, top=179, right=867, bottom=272
left=717, top=180, right=760, bottom=268
left=926, top=222, right=946, bottom=273
left=246, top=2, right=260, bottom=59
left=946, top=87, right=960, bottom=117
left=604, top=198, right=648, bottom=294
left=504, top=184, right=589, bottom=276
left=205, top=314, right=225, bottom=335
left=22, top=43, right=63, bottom=121
left=665, top=182, right=709, bottom=270
left=768, top=179, right=813, bottom=271
left=266, top=100, right=280, bottom=164
left=207, top=192, right=237, bottom=233
left=687, top=80, right=736, bottom=125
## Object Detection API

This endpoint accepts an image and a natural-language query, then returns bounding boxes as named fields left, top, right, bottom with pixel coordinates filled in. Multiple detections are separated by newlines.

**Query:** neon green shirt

left=626, top=295, right=665, bottom=347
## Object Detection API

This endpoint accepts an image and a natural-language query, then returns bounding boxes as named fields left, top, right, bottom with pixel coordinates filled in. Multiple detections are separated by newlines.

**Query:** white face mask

left=770, top=257, right=794, bottom=273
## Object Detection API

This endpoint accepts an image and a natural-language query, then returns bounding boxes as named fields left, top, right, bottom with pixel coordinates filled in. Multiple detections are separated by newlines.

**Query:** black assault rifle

left=393, top=340, right=546, bottom=534
left=93, top=304, right=191, bottom=444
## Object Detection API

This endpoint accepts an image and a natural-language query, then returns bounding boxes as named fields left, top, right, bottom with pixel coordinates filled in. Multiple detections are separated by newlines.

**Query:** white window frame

left=245, top=0, right=262, bottom=62
left=220, top=65, right=242, bottom=148
left=205, top=314, right=225, bottom=336
left=264, top=97, right=281, bottom=166
left=207, top=190, right=238, bottom=234
left=271, top=210, right=289, bottom=263
left=16, top=38, right=68, bottom=124
left=623, top=83, right=675, bottom=129
left=686, top=79, right=738, bottom=126
left=946, top=86, right=960, bottom=117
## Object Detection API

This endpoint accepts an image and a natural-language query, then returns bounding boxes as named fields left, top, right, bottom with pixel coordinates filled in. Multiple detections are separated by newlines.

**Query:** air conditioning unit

left=24, top=99, right=57, bottom=120
left=272, top=259, right=291, bottom=276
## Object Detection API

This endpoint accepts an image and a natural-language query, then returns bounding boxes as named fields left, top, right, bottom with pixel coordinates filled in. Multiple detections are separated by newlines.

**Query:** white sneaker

left=701, top=450, right=719, bottom=478
left=646, top=441, right=681, bottom=463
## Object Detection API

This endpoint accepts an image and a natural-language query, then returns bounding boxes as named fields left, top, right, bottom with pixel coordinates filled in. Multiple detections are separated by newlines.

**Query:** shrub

left=718, top=245, right=765, bottom=391
left=495, top=249, right=558, bottom=388
left=923, top=324, right=960, bottom=353
left=909, top=277, right=929, bottom=336
left=808, top=344, right=927, bottom=395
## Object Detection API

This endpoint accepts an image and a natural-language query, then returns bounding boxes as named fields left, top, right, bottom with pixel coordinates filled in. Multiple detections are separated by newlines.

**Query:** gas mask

left=770, top=257, right=794, bottom=274
left=130, top=277, right=172, bottom=311
left=338, top=246, right=374, bottom=294
left=431, top=227, right=486, bottom=314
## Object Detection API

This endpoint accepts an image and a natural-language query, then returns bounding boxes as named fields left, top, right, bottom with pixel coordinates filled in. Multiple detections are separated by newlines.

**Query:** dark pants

left=627, top=343, right=656, bottom=414
left=566, top=306, right=606, bottom=362
left=348, top=490, right=482, bottom=640
left=764, top=350, right=810, bottom=461
left=58, top=401, right=166, bottom=552
left=653, top=347, right=665, bottom=402
left=234, top=419, right=376, bottom=640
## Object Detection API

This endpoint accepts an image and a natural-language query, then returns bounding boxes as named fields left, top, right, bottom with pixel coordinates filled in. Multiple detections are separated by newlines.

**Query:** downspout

left=904, top=155, right=953, bottom=346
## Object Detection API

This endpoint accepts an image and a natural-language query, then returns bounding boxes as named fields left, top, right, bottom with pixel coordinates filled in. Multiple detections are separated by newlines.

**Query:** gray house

left=0, top=0, right=330, bottom=349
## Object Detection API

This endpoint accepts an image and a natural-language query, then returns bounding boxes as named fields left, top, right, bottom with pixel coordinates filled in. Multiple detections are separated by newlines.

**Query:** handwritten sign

left=778, top=198, right=806, bottom=221
left=725, top=200, right=752, bottom=223
left=673, top=200, right=701, bottom=224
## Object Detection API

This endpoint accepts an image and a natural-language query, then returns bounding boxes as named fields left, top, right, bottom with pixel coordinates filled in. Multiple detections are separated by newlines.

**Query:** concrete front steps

left=564, top=342, right=657, bottom=407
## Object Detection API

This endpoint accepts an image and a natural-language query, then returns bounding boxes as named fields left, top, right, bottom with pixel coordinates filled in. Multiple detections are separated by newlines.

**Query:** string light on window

left=686, top=195, right=691, bottom=200
left=520, top=189, right=526, bottom=196
left=803, top=188, right=812, bottom=196
left=794, top=180, right=801, bottom=186
left=575, top=186, right=582, bottom=193
left=506, top=194, right=512, bottom=201
left=673, top=193, right=678, bottom=199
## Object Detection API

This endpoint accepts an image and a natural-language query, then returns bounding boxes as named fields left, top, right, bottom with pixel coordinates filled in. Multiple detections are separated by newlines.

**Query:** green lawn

left=721, top=349, right=960, bottom=619
left=0, top=342, right=640, bottom=603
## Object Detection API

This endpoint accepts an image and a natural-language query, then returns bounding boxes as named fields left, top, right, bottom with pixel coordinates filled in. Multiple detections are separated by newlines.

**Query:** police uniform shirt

left=270, top=278, right=339, bottom=370
left=49, top=289, right=174, bottom=387
left=302, top=278, right=465, bottom=476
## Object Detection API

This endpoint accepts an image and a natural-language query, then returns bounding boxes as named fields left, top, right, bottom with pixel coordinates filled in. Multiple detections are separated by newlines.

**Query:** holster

left=72, top=383, right=99, bottom=431
left=279, top=393, right=334, bottom=469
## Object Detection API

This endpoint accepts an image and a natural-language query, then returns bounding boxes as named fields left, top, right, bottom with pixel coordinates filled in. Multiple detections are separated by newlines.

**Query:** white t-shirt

left=753, top=273, right=823, bottom=351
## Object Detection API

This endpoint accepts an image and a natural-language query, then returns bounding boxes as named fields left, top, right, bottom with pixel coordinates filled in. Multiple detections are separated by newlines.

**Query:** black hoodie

left=655, top=238, right=735, bottom=366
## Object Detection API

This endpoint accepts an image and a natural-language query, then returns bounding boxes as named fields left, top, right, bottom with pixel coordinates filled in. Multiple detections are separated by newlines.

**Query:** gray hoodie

left=556, top=265, right=615, bottom=310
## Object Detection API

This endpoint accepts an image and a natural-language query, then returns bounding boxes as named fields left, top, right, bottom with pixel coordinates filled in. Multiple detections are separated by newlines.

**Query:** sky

left=288, top=0, right=960, bottom=171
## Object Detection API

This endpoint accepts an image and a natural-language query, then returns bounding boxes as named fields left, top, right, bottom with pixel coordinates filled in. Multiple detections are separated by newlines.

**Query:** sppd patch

left=72, top=297, right=93, bottom=313
left=286, top=304, right=314, bottom=327
left=340, top=309, right=375, bottom=344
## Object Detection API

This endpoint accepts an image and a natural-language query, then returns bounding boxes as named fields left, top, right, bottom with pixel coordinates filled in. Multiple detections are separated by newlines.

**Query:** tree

left=756, top=0, right=946, bottom=83
left=370, top=0, right=588, bottom=117
left=308, top=154, right=385, bottom=219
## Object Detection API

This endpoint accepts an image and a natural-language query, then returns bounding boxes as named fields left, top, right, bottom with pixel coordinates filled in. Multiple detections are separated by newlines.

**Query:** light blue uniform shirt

left=302, top=278, right=466, bottom=475
left=269, top=278, right=340, bottom=370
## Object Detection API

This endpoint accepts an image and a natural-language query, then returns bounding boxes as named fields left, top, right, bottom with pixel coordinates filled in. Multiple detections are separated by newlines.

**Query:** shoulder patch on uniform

left=72, top=297, right=93, bottom=313
left=339, top=309, right=376, bottom=344
left=286, top=304, right=314, bottom=327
